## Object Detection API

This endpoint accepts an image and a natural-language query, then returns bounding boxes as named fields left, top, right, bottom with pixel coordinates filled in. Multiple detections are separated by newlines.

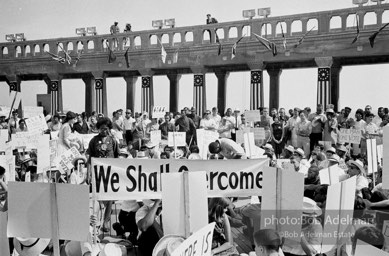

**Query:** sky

left=0, top=0, right=389, bottom=116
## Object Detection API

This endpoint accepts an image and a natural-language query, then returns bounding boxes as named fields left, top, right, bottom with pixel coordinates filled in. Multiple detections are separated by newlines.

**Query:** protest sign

left=367, top=139, right=378, bottom=174
left=319, top=165, right=346, bottom=185
left=7, top=182, right=89, bottom=241
left=377, top=144, right=383, bottom=167
left=354, top=240, right=389, bottom=256
left=152, top=106, right=167, bottom=119
left=383, top=220, right=389, bottom=249
left=197, top=129, right=219, bottom=159
left=349, top=129, right=362, bottom=144
left=8, top=91, right=22, bottom=112
left=170, top=222, right=215, bottom=256
left=150, top=130, right=162, bottom=145
left=244, top=110, right=260, bottom=122
left=383, top=127, right=389, bottom=189
left=168, top=132, right=186, bottom=147
left=0, top=212, right=9, bottom=256
left=11, top=132, right=41, bottom=150
left=25, top=114, right=48, bottom=133
left=236, top=130, right=244, bottom=144
left=338, top=129, right=350, bottom=144
left=321, top=176, right=356, bottom=254
left=91, top=158, right=268, bottom=200
left=162, top=171, right=208, bottom=237
left=23, top=106, right=43, bottom=118
left=58, top=146, right=81, bottom=174
left=261, top=167, right=304, bottom=242
left=251, top=127, right=266, bottom=140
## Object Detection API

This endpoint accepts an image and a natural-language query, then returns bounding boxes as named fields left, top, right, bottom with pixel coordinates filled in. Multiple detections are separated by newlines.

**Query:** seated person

left=113, top=200, right=140, bottom=244
left=254, top=229, right=284, bottom=256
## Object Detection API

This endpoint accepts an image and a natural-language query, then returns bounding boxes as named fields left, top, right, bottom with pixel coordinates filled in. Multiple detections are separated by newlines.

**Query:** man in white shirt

left=123, top=109, right=136, bottom=144
left=211, top=107, right=221, bottom=126
left=200, top=110, right=217, bottom=130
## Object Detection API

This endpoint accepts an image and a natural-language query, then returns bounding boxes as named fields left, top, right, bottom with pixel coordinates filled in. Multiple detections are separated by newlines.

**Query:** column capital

left=138, top=69, right=155, bottom=77
left=315, top=57, right=333, bottom=68
left=123, top=75, right=139, bottom=83
left=5, top=75, right=21, bottom=84
left=266, top=68, right=283, bottom=77
left=214, top=69, right=230, bottom=79
left=91, top=71, right=105, bottom=79
left=166, top=73, right=182, bottom=81
left=190, top=66, right=207, bottom=74
left=247, top=61, right=266, bottom=71
left=45, top=73, right=63, bottom=81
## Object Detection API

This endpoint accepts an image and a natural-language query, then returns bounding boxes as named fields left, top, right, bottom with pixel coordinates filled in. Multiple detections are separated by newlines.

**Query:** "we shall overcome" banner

left=91, top=158, right=268, bottom=200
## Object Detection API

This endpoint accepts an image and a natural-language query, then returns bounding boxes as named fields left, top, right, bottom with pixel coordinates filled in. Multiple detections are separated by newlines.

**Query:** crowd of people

left=1, top=102, right=389, bottom=256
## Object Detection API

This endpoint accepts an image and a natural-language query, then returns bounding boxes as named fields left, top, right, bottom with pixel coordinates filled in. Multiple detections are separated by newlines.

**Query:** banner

left=152, top=106, right=167, bottom=119
left=171, top=222, right=215, bottom=256
left=23, top=106, right=43, bottom=118
left=91, top=158, right=268, bottom=200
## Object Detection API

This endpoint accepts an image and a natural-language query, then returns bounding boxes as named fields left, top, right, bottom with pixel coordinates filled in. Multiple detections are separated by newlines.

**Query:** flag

left=106, top=42, right=116, bottom=63
left=252, top=32, right=277, bottom=56
left=215, top=31, right=222, bottom=56
left=369, top=22, right=389, bottom=48
left=231, top=36, right=244, bottom=59
left=294, top=26, right=315, bottom=48
left=57, top=44, right=72, bottom=64
left=280, top=24, right=287, bottom=50
left=46, top=51, right=66, bottom=64
left=351, top=15, right=360, bottom=44
left=172, top=48, right=179, bottom=63
left=142, top=76, right=151, bottom=113
left=157, top=38, right=167, bottom=63
left=124, top=48, right=130, bottom=68
left=317, top=68, right=330, bottom=107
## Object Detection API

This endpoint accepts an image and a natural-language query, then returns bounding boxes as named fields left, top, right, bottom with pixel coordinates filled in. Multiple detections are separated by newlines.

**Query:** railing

left=1, top=3, right=389, bottom=60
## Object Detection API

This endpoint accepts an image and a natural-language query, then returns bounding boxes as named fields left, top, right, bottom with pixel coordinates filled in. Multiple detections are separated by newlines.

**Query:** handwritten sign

left=58, top=146, right=81, bottom=174
left=152, top=106, right=167, bottom=119
left=244, top=110, right=261, bottom=122
left=11, top=132, right=41, bottom=150
left=251, top=127, right=266, bottom=140
left=23, top=106, right=43, bottom=118
left=338, top=129, right=350, bottom=144
left=170, top=223, right=215, bottom=256
left=349, top=129, right=362, bottom=144
left=168, top=132, right=186, bottom=147
left=25, top=114, right=48, bottom=133
left=338, top=128, right=362, bottom=145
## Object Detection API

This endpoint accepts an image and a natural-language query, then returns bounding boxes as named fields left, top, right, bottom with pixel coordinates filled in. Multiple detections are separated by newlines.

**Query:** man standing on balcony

left=110, top=21, right=120, bottom=50
left=206, top=14, right=218, bottom=24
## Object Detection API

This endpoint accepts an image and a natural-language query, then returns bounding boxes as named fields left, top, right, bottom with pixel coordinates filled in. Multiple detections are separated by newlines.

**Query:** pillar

left=167, top=73, right=181, bottom=113
left=267, top=68, right=282, bottom=110
left=83, top=76, right=96, bottom=116
left=44, top=75, right=63, bottom=115
left=315, top=57, right=333, bottom=110
left=124, top=76, right=138, bottom=112
left=330, top=65, right=342, bottom=113
left=193, top=74, right=206, bottom=116
left=215, top=70, right=229, bottom=117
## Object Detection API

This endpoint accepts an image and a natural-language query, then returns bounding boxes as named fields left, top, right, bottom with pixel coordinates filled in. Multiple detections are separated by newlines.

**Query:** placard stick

left=275, top=168, right=282, bottom=233
left=183, top=172, right=191, bottom=237
left=173, top=132, right=177, bottom=159
left=90, top=161, right=98, bottom=245
left=50, top=183, right=61, bottom=256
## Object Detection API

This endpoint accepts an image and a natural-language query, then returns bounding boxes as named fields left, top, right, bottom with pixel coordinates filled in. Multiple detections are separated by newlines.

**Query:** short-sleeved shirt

left=123, top=117, right=136, bottom=131
left=309, top=112, right=326, bottom=133
left=218, top=138, right=246, bottom=159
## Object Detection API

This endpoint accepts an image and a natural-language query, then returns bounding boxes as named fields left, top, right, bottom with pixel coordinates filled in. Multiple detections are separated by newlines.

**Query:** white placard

left=23, top=106, right=43, bottom=118
left=150, top=130, right=162, bottom=145
left=58, top=146, right=81, bottom=174
left=367, top=139, right=378, bottom=174
left=244, top=110, right=261, bottom=122
left=244, top=132, right=255, bottom=158
left=152, top=106, right=167, bottom=119
left=251, top=127, right=266, bottom=140
left=24, top=114, right=48, bottom=133
left=168, top=132, right=186, bottom=147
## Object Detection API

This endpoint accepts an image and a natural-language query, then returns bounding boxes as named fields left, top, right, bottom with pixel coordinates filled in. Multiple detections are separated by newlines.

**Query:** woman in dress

left=57, top=111, right=78, bottom=155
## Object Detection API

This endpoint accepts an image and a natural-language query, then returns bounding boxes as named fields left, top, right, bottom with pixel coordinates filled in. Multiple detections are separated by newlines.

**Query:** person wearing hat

left=13, top=237, right=51, bottom=256
left=208, top=138, right=246, bottom=159
left=282, top=197, right=323, bottom=256
left=323, top=108, right=338, bottom=146
left=152, top=235, right=184, bottom=256
left=348, top=159, right=369, bottom=196
left=281, top=145, right=294, bottom=159
left=124, top=23, right=132, bottom=33
left=336, top=145, right=349, bottom=171
left=254, top=229, right=284, bottom=256
left=145, top=140, right=161, bottom=159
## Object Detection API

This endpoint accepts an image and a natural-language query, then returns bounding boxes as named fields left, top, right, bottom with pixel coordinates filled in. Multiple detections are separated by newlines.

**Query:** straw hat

left=14, top=237, right=51, bottom=256
left=348, top=159, right=365, bottom=174
left=294, top=148, right=305, bottom=158
left=100, top=243, right=123, bottom=256
left=145, top=140, right=158, bottom=149
left=263, top=144, right=274, bottom=151
left=302, top=197, right=322, bottom=217
left=285, top=145, right=295, bottom=153
left=152, top=235, right=185, bottom=256
left=71, top=156, right=87, bottom=167
left=326, top=147, right=336, bottom=154
left=328, top=154, right=340, bottom=163
left=136, top=151, right=148, bottom=159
